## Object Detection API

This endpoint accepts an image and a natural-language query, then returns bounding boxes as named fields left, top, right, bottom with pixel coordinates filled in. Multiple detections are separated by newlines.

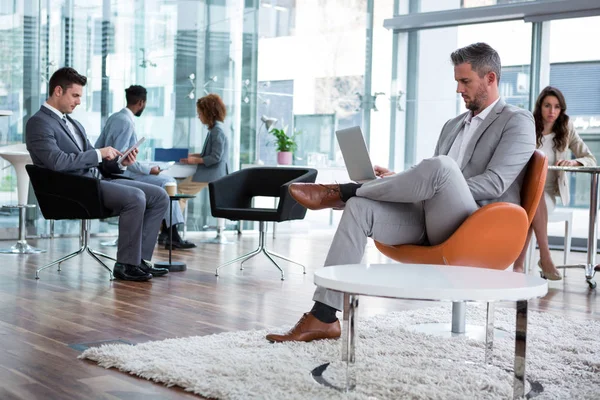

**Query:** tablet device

left=118, top=137, right=145, bottom=163
left=335, top=126, right=376, bottom=183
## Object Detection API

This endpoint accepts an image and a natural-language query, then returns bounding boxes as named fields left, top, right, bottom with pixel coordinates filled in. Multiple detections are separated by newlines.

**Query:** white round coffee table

left=313, top=263, right=548, bottom=399
left=0, top=143, right=45, bottom=254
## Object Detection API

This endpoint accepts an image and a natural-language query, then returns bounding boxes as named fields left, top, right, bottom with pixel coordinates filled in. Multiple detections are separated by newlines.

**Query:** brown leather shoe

left=289, top=183, right=346, bottom=210
left=266, top=313, right=341, bottom=343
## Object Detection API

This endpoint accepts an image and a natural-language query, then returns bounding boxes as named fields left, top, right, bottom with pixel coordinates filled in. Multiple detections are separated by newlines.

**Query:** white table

left=0, top=110, right=13, bottom=117
left=159, top=163, right=196, bottom=179
left=0, top=143, right=45, bottom=253
left=548, top=165, right=600, bottom=289
left=314, top=263, right=548, bottom=399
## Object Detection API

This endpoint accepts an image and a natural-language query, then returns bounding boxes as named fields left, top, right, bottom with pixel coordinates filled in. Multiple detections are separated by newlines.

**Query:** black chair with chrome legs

left=26, top=165, right=118, bottom=280
left=209, top=167, right=317, bottom=280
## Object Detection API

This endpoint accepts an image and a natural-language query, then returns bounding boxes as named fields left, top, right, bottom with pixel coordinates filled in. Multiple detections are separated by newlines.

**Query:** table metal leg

left=513, top=300, right=528, bottom=399
left=342, top=293, right=358, bottom=391
left=556, top=173, right=597, bottom=289
left=0, top=205, right=45, bottom=254
left=485, top=302, right=495, bottom=365
left=154, top=198, right=186, bottom=272
left=585, top=174, right=599, bottom=287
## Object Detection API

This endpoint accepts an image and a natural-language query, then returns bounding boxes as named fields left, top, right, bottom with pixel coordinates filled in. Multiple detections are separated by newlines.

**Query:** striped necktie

left=62, top=115, right=85, bottom=150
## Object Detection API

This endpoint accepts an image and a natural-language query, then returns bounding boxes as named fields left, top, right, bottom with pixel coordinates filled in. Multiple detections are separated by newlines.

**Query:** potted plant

left=269, top=127, right=300, bottom=165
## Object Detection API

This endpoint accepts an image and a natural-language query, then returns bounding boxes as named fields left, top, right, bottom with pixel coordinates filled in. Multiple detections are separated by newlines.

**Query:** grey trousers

left=313, top=155, right=479, bottom=310
left=101, top=179, right=169, bottom=265
left=126, top=173, right=185, bottom=226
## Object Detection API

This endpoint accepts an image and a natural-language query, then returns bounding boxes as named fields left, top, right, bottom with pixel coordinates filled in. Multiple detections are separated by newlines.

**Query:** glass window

left=543, top=16, right=600, bottom=240
left=0, top=0, right=255, bottom=239
left=394, top=20, right=532, bottom=169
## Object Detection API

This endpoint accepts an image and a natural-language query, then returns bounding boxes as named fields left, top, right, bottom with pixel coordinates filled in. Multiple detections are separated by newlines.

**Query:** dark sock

left=310, top=301, right=338, bottom=323
left=339, top=182, right=363, bottom=202
left=160, top=220, right=168, bottom=234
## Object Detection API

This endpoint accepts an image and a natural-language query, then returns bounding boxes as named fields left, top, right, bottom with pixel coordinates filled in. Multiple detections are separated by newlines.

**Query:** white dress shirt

left=43, top=102, right=102, bottom=163
left=447, top=97, right=500, bottom=166
left=123, top=106, right=136, bottom=124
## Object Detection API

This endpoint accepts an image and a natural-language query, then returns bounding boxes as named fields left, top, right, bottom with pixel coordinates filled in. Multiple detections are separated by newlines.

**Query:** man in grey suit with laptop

left=26, top=67, right=170, bottom=281
left=95, top=85, right=196, bottom=249
left=266, top=42, right=536, bottom=343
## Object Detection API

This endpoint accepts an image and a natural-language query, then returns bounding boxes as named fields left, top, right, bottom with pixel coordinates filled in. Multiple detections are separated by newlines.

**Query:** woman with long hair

left=513, top=86, right=596, bottom=279
left=177, top=93, right=229, bottom=210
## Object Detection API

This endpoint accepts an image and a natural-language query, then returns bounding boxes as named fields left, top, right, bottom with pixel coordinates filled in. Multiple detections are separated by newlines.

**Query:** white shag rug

left=80, top=305, right=600, bottom=399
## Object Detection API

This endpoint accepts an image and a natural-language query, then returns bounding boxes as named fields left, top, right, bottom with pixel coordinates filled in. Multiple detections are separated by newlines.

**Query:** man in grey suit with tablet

left=95, top=85, right=196, bottom=249
left=26, top=67, right=170, bottom=281
left=266, top=42, right=536, bottom=343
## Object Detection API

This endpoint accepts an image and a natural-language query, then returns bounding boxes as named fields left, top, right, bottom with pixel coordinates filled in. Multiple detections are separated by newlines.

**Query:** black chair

left=26, top=165, right=118, bottom=280
left=209, top=167, right=317, bottom=280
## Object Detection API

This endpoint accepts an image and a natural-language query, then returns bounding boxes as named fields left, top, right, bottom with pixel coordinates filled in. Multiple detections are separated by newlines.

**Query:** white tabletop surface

left=0, top=110, right=12, bottom=117
left=138, top=161, right=196, bottom=178
left=314, top=264, right=548, bottom=302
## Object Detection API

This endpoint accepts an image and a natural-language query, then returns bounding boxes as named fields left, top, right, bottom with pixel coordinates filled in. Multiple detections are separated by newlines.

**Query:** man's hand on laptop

left=374, top=165, right=395, bottom=178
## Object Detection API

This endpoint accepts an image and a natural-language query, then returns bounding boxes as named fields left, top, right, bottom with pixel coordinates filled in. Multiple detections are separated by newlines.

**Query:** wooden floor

left=0, top=230, right=597, bottom=399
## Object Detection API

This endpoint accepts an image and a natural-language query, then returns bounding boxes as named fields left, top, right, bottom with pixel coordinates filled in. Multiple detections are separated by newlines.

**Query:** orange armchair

left=374, top=150, right=548, bottom=271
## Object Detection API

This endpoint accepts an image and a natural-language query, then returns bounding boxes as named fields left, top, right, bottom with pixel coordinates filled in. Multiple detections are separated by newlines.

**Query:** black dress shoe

left=139, top=260, right=169, bottom=277
left=157, top=231, right=168, bottom=245
left=164, top=238, right=197, bottom=249
left=113, top=262, right=152, bottom=281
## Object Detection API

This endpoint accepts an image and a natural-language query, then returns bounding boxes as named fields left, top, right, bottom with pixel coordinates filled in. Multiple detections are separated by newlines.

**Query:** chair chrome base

left=407, top=303, right=503, bottom=361
left=556, top=263, right=596, bottom=289
left=408, top=323, right=509, bottom=340
left=35, top=220, right=115, bottom=280
left=215, top=221, right=305, bottom=280
left=100, top=238, right=118, bottom=247
left=0, top=205, right=46, bottom=254
left=200, top=230, right=235, bottom=245
left=0, top=240, right=46, bottom=254
left=201, top=218, right=235, bottom=244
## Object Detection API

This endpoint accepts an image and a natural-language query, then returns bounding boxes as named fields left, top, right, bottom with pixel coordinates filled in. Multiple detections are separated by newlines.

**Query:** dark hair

left=48, top=67, right=87, bottom=96
left=125, top=85, right=147, bottom=105
left=196, top=93, right=227, bottom=128
left=533, top=86, right=569, bottom=152
left=450, top=42, right=502, bottom=83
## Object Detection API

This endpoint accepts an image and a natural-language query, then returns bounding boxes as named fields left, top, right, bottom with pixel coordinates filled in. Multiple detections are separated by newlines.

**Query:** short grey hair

left=450, top=42, right=501, bottom=83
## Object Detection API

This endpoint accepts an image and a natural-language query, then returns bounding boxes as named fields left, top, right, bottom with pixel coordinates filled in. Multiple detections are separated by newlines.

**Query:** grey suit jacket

left=434, top=98, right=536, bottom=206
left=95, top=108, right=151, bottom=177
left=26, top=106, right=120, bottom=177
left=192, top=120, right=229, bottom=182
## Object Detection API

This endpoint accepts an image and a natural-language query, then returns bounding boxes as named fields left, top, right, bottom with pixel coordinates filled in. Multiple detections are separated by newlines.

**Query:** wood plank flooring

left=0, top=230, right=597, bottom=399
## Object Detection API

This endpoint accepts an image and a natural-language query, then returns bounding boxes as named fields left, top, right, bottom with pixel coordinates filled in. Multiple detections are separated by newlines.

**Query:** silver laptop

left=335, top=126, right=376, bottom=183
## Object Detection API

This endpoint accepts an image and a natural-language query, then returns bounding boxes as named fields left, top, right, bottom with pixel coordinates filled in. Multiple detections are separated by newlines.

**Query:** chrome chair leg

left=215, top=248, right=261, bottom=276
left=214, top=221, right=304, bottom=279
left=239, top=247, right=262, bottom=269
left=262, top=248, right=285, bottom=280
left=88, top=249, right=116, bottom=261
left=36, top=246, right=85, bottom=279
left=265, top=249, right=306, bottom=274
left=86, top=248, right=114, bottom=280
left=35, top=220, right=114, bottom=280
